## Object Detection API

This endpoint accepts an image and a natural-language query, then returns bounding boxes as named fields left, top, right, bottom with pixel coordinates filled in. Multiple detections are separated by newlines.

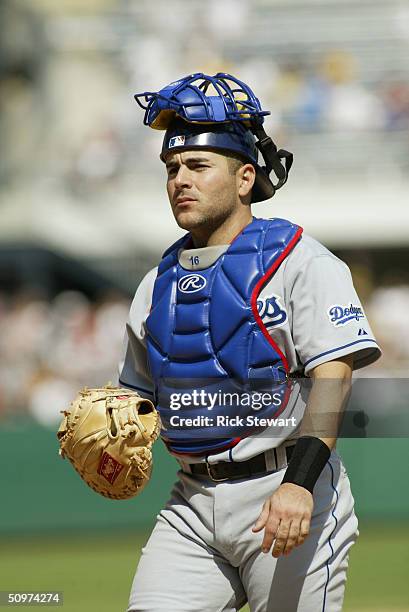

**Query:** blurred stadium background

left=0, top=0, right=408, bottom=610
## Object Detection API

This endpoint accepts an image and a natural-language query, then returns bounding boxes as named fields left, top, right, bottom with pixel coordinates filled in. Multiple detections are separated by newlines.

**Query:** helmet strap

left=251, top=123, right=293, bottom=191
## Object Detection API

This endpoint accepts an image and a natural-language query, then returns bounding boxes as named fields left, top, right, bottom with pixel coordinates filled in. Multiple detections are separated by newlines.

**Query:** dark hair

left=223, top=150, right=249, bottom=175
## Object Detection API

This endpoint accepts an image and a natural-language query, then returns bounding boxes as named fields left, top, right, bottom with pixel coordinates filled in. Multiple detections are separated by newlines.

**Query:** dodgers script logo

left=169, top=135, right=185, bottom=148
left=257, top=294, right=287, bottom=328
left=328, top=303, right=365, bottom=326
left=178, top=274, right=207, bottom=293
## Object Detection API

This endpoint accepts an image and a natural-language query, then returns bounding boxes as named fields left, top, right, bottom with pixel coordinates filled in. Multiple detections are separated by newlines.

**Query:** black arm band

left=281, top=436, right=331, bottom=494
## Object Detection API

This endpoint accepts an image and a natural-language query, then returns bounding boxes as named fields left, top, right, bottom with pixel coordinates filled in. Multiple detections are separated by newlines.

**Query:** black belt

left=187, top=444, right=295, bottom=482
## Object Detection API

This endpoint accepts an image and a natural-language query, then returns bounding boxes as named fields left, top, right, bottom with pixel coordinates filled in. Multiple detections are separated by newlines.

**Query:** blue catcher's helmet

left=134, top=73, right=293, bottom=203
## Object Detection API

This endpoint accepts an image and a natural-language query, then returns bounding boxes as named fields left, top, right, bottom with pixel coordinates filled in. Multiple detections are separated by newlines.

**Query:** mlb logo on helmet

left=169, top=135, right=185, bottom=148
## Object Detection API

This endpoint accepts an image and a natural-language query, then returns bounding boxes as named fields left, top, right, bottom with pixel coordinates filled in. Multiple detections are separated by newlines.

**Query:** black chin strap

left=251, top=122, right=293, bottom=192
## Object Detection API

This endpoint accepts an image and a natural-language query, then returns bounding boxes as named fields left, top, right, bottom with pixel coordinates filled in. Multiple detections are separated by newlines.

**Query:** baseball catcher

left=57, top=385, right=160, bottom=500
left=118, top=72, right=382, bottom=611
left=58, top=71, right=382, bottom=611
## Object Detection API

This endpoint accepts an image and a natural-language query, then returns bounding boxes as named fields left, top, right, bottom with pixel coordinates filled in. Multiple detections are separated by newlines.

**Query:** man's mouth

left=175, top=196, right=197, bottom=206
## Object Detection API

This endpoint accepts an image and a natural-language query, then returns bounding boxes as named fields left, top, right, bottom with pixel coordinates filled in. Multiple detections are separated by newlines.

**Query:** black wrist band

left=281, top=436, right=331, bottom=494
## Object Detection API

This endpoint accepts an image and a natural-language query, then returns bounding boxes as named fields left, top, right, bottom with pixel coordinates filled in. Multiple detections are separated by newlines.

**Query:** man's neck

left=190, top=210, right=253, bottom=248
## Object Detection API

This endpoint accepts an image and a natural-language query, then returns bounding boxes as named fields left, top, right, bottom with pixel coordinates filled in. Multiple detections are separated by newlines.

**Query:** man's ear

left=238, top=163, right=256, bottom=199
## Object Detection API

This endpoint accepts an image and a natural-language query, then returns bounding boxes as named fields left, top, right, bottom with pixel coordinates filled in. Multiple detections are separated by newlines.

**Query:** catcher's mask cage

left=134, top=72, right=293, bottom=203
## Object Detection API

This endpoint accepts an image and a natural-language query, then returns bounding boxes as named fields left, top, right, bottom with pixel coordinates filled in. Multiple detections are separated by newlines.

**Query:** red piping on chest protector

left=250, top=227, right=303, bottom=416
left=251, top=226, right=303, bottom=370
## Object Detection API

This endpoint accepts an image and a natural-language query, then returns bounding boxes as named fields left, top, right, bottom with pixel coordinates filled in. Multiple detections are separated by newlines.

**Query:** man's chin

left=174, top=211, right=205, bottom=231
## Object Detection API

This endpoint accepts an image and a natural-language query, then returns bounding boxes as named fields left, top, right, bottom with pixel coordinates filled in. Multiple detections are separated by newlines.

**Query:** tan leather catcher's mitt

left=57, top=385, right=160, bottom=500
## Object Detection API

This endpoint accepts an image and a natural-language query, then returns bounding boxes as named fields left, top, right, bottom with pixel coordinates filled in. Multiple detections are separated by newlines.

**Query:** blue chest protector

left=146, top=217, right=303, bottom=456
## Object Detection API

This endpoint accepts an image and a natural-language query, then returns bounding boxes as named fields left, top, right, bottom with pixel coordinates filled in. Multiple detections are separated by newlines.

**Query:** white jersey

left=119, top=230, right=381, bottom=463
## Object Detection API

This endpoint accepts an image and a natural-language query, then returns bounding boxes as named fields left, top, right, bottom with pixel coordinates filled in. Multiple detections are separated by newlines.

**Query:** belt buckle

left=206, top=461, right=229, bottom=482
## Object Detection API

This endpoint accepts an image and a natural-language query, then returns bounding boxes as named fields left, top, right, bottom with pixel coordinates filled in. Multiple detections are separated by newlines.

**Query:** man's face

left=165, top=149, right=241, bottom=233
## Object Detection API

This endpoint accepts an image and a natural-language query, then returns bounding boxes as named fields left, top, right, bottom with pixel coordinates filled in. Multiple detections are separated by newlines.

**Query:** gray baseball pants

left=127, top=450, right=358, bottom=612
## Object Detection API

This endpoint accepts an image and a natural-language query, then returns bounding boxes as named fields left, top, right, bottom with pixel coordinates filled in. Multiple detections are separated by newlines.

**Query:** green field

left=0, top=523, right=408, bottom=611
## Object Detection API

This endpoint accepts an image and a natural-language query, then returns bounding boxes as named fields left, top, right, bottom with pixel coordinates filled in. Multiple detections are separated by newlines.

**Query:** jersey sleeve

left=287, top=252, right=381, bottom=374
left=118, top=267, right=157, bottom=399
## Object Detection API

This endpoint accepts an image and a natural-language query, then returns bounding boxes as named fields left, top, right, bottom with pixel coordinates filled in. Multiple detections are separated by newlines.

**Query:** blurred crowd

left=0, top=290, right=130, bottom=426
left=1, top=0, right=408, bottom=196
left=0, top=282, right=408, bottom=428
left=0, top=0, right=408, bottom=427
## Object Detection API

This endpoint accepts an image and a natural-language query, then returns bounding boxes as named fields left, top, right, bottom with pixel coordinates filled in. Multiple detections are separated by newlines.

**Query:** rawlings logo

left=178, top=273, right=207, bottom=293
left=257, top=294, right=287, bottom=328
left=169, top=135, right=185, bottom=148
left=328, top=303, right=365, bottom=326
left=98, top=452, right=124, bottom=484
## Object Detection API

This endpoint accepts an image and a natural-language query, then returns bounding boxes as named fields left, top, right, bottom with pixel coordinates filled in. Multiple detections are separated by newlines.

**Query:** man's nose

left=174, top=165, right=192, bottom=188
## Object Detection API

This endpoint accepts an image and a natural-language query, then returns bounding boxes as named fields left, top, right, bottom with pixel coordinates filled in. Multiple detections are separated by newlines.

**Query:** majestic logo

left=169, top=135, right=185, bottom=148
left=257, top=294, right=287, bottom=328
left=328, top=303, right=365, bottom=326
left=178, top=273, right=207, bottom=293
